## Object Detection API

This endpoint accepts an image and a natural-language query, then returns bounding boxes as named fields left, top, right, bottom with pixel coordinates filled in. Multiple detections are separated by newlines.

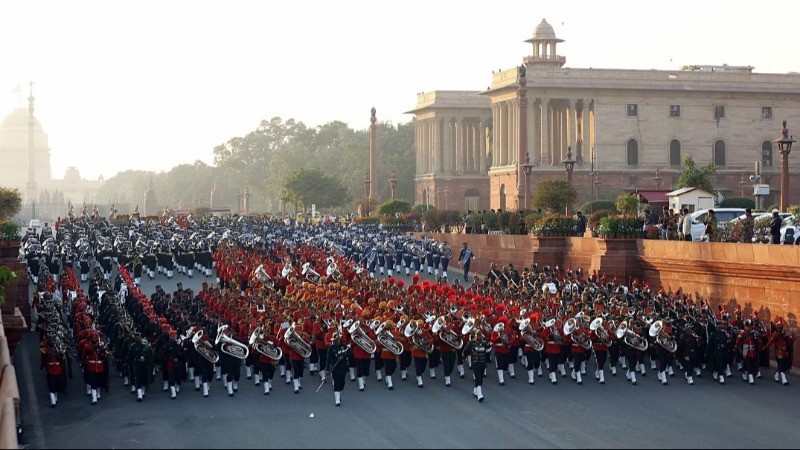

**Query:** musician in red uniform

left=287, top=323, right=309, bottom=393
left=541, top=317, right=562, bottom=385
left=589, top=322, right=608, bottom=385
left=82, top=340, right=109, bottom=405
left=351, top=320, right=376, bottom=392
left=411, top=320, right=434, bottom=388
left=490, top=317, right=511, bottom=386
left=766, top=318, right=795, bottom=385
left=379, top=320, right=400, bottom=390
left=314, top=315, right=331, bottom=383
left=736, top=319, right=759, bottom=385
left=254, top=322, right=278, bottom=395
left=521, top=314, right=543, bottom=385
left=40, top=340, right=70, bottom=407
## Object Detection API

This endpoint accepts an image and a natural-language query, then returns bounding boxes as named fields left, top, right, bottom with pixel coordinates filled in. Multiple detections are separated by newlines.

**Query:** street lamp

left=562, top=146, right=576, bottom=214
left=773, top=120, right=795, bottom=212
left=522, top=151, right=534, bottom=210
left=389, top=170, right=398, bottom=200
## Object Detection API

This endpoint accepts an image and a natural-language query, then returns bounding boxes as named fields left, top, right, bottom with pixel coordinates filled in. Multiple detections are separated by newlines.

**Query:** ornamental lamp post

left=654, top=169, right=662, bottom=191
left=562, top=146, right=576, bottom=214
left=773, top=121, right=795, bottom=212
left=522, top=151, right=534, bottom=211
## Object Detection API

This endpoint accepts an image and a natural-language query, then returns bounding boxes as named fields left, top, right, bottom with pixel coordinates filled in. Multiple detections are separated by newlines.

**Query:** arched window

left=713, top=140, right=726, bottom=166
left=627, top=139, right=639, bottom=166
left=762, top=141, right=773, bottom=167
left=669, top=139, right=681, bottom=166
left=499, top=185, right=507, bottom=211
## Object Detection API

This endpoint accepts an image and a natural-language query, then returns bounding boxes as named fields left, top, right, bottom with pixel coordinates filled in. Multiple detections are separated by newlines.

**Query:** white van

left=688, top=208, right=746, bottom=241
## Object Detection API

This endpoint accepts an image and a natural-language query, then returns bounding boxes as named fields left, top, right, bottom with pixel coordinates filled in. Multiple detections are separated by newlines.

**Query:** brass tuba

left=518, top=317, right=544, bottom=351
left=590, top=317, right=612, bottom=347
left=215, top=325, right=250, bottom=360
left=347, top=320, right=377, bottom=354
left=253, top=264, right=275, bottom=290
left=615, top=321, right=649, bottom=352
left=564, top=317, right=592, bottom=351
left=375, top=321, right=404, bottom=355
left=404, top=320, right=434, bottom=354
left=432, top=316, right=463, bottom=350
left=649, top=320, right=677, bottom=353
left=283, top=322, right=312, bottom=358
left=302, top=262, right=321, bottom=285
left=191, top=329, right=220, bottom=364
left=249, top=326, right=283, bottom=361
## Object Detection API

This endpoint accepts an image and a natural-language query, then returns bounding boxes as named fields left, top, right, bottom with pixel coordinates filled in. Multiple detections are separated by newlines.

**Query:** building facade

left=409, top=19, right=800, bottom=211
left=0, top=107, right=103, bottom=220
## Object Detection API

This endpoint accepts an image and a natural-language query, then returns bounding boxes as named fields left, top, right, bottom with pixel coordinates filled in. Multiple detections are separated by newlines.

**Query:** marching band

left=28, top=210, right=796, bottom=410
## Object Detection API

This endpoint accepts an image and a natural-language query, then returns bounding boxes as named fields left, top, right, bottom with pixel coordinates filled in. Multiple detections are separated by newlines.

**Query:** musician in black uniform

left=462, top=330, right=490, bottom=402
left=458, top=243, right=474, bottom=282
left=326, top=332, right=349, bottom=406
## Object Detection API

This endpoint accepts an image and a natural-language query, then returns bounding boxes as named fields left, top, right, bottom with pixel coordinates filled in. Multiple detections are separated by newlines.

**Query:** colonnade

left=491, top=98, right=593, bottom=168
left=415, top=116, right=490, bottom=176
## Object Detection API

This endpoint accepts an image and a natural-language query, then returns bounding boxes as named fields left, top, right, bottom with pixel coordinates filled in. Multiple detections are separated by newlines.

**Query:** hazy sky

left=1, top=0, right=798, bottom=181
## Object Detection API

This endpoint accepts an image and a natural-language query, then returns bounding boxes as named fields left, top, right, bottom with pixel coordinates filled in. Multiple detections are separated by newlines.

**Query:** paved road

left=14, top=271, right=800, bottom=449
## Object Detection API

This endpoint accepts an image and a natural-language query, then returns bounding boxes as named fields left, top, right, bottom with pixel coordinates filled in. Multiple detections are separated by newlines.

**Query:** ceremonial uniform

left=462, top=333, right=490, bottom=402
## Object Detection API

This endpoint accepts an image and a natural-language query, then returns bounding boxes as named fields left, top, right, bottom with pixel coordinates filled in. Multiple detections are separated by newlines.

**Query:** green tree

left=377, top=199, right=412, bottom=217
left=616, top=192, right=640, bottom=216
left=531, top=180, right=577, bottom=213
left=676, top=155, right=717, bottom=194
left=283, top=168, right=352, bottom=214
left=0, top=187, right=23, bottom=219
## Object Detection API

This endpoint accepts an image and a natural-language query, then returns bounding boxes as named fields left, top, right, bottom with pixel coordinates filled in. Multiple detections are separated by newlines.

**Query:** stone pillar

left=479, top=119, right=487, bottom=174
left=414, top=118, right=420, bottom=174
left=532, top=99, right=541, bottom=165
left=540, top=98, right=550, bottom=165
left=450, top=118, right=457, bottom=174
left=517, top=72, right=528, bottom=210
left=510, top=101, right=517, bottom=165
left=461, top=118, right=469, bottom=172
left=500, top=103, right=509, bottom=166
left=455, top=118, right=463, bottom=173
left=369, top=108, right=378, bottom=198
left=492, top=105, right=500, bottom=167
left=578, top=100, right=587, bottom=163
left=441, top=117, right=450, bottom=173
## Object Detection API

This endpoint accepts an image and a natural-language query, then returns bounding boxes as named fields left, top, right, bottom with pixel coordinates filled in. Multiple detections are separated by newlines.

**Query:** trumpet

left=302, top=262, right=322, bottom=285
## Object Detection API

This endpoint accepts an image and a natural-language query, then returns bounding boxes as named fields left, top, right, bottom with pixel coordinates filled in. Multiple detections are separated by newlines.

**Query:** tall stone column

left=369, top=107, right=378, bottom=198
left=517, top=69, right=528, bottom=210
left=492, top=105, right=500, bottom=167
left=461, top=119, right=469, bottom=172
left=500, top=103, right=508, bottom=165
left=532, top=99, right=541, bottom=165
left=479, top=119, right=487, bottom=173
left=449, top=118, right=457, bottom=174
left=455, top=118, right=463, bottom=173
left=578, top=100, right=587, bottom=163
left=26, top=84, right=37, bottom=203
left=436, top=117, right=450, bottom=174
left=540, top=98, right=550, bottom=165
left=561, top=103, right=569, bottom=163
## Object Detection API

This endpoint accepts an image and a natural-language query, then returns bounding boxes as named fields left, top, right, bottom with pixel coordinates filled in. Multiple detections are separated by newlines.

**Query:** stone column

left=455, top=118, right=463, bottom=173
left=500, top=102, right=509, bottom=165
left=510, top=100, right=517, bottom=165
left=450, top=118, right=457, bottom=174
left=414, top=118, right=421, bottom=174
left=578, top=100, right=587, bottom=163
left=517, top=73, right=528, bottom=210
left=461, top=118, right=469, bottom=172
left=532, top=99, right=541, bottom=165
left=429, top=119, right=437, bottom=174
left=442, top=117, right=451, bottom=173
left=479, top=119, right=487, bottom=173
left=465, top=120, right=473, bottom=173
left=369, top=108, right=378, bottom=198
left=540, top=98, right=550, bottom=165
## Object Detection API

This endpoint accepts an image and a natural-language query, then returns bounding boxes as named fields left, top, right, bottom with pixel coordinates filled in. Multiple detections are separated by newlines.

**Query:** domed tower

left=523, top=19, right=566, bottom=68
left=143, top=177, right=157, bottom=217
